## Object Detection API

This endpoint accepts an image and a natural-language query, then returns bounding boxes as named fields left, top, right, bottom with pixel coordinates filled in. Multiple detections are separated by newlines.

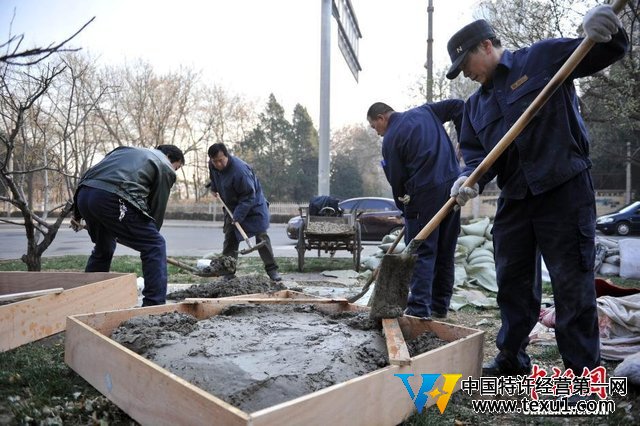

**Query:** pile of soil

left=111, top=305, right=389, bottom=413
left=167, top=274, right=286, bottom=300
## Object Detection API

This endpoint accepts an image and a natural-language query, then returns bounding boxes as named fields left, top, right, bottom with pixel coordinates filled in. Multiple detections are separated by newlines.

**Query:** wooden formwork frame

left=65, top=290, right=484, bottom=426
left=0, top=272, right=138, bottom=352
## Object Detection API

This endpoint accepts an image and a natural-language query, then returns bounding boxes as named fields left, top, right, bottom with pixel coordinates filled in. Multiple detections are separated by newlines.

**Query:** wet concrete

left=369, top=254, right=415, bottom=320
left=112, top=305, right=388, bottom=413
left=167, top=274, right=286, bottom=300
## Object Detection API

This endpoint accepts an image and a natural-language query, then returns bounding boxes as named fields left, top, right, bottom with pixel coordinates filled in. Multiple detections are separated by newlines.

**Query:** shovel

left=216, top=196, right=267, bottom=255
left=370, top=0, right=630, bottom=320
left=347, top=227, right=405, bottom=303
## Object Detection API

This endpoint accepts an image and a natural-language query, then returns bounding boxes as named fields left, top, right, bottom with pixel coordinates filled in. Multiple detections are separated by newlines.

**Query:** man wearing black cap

left=446, top=5, right=628, bottom=377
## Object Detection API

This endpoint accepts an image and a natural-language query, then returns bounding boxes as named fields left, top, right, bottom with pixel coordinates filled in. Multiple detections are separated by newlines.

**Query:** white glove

left=397, top=194, right=411, bottom=205
left=583, top=5, right=620, bottom=43
left=450, top=176, right=479, bottom=207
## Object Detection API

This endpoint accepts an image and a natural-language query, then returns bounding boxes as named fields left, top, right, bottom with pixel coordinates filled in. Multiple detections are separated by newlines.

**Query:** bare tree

left=0, top=15, right=99, bottom=270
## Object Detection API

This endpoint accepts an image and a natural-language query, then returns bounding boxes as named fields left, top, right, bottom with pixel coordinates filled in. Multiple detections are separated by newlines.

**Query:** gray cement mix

left=111, top=304, right=389, bottom=413
left=167, top=274, right=286, bottom=300
left=369, top=254, right=415, bottom=320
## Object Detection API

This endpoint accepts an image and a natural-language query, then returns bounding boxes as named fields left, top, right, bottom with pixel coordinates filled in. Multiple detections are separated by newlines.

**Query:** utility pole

left=626, top=141, right=632, bottom=204
left=425, top=0, right=434, bottom=102
left=319, top=0, right=331, bottom=196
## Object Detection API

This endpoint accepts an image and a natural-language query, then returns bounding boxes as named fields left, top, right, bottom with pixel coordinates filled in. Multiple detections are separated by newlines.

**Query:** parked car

left=286, top=197, right=404, bottom=241
left=596, top=201, right=640, bottom=236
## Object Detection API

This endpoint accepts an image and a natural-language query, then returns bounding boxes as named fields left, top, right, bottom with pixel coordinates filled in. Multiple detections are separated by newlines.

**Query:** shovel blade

left=369, top=253, right=415, bottom=321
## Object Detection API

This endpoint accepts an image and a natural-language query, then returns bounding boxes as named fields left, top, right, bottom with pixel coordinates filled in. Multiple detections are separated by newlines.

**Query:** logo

left=395, top=373, right=462, bottom=414
left=456, top=46, right=463, bottom=53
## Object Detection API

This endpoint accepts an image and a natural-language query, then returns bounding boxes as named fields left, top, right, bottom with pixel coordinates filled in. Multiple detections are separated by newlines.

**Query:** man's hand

left=70, top=218, right=85, bottom=232
left=583, top=5, right=620, bottom=43
left=450, top=176, right=479, bottom=206
left=397, top=194, right=411, bottom=205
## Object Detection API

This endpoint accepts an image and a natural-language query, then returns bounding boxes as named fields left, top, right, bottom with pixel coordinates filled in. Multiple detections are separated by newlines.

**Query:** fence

left=163, top=190, right=632, bottom=222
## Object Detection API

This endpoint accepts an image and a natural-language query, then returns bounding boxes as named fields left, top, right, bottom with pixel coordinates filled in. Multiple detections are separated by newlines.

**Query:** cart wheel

left=353, top=222, right=362, bottom=272
left=297, top=224, right=305, bottom=272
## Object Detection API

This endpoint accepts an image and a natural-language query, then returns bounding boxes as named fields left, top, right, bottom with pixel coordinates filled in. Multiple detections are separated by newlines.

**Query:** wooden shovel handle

left=412, top=0, right=629, bottom=245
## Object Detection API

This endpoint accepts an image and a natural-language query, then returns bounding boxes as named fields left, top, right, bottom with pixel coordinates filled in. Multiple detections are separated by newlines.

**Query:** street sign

left=332, top=0, right=362, bottom=82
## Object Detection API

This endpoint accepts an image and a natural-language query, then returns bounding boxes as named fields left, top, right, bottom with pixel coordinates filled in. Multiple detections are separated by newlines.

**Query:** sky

left=1, top=0, right=478, bottom=129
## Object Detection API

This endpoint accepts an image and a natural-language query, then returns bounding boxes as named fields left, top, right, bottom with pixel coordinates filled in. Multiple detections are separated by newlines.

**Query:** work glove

left=583, top=5, right=620, bottom=43
left=70, top=218, right=85, bottom=232
left=397, top=194, right=411, bottom=205
left=450, top=176, right=479, bottom=207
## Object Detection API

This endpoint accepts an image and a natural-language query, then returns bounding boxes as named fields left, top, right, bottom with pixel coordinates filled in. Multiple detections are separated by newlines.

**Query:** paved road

left=0, top=220, right=382, bottom=261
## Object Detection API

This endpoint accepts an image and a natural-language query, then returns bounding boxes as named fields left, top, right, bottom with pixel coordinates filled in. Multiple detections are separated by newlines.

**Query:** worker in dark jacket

left=446, top=6, right=628, bottom=376
left=367, top=100, right=463, bottom=319
left=72, top=145, right=185, bottom=306
left=207, top=143, right=281, bottom=282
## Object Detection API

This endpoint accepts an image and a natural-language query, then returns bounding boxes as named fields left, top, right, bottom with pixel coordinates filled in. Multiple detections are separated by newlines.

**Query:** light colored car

left=286, top=197, right=403, bottom=241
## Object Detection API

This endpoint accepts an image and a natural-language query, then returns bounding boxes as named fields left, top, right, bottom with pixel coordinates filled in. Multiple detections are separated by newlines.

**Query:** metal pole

left=425, top=0, right=434, bottom=102
left=626, top=141, right=632, bottom=204
left=319, top=0, right=331, bottom=196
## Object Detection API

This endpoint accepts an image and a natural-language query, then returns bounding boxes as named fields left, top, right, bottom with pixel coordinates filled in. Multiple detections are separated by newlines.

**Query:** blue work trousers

left=493, top=170, right=599, bottom=373
left=76, top=186, right=168, bottom=306
left=404, top=180, right=460, bottom=317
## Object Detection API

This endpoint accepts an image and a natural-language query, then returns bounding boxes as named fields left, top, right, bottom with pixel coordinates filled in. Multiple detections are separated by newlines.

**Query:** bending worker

left=207, top=143, right=282, bottom=282
left=72, top=145, right=185, bottom=307
left=367, top=100, right=463, bottom=319
left=446, top=6, right=628, bottom=376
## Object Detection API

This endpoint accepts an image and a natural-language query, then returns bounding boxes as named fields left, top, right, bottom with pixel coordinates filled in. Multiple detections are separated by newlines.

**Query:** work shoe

left=267, top=270, right=282, bottom=282
left=432, top=310, right=448, bottom=319
left=482, top=359, right=532, bottom=377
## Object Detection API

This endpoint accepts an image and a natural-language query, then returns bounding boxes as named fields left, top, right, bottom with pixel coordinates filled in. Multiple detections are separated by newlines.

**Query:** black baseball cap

left=446, top=19, right=496, bottom=80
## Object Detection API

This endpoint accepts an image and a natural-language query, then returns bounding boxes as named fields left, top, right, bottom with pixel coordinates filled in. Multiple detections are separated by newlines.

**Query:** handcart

left=295, top=206, right=362, bottom=272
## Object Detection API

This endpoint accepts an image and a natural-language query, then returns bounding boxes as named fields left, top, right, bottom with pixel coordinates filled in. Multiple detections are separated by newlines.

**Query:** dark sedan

left=596, top=201, right=640, bottom=236
left=286, top=197, right=404, bottom=241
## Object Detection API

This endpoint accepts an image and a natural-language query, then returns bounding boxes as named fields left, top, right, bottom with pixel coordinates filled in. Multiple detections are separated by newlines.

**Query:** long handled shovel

left=216, top=196, right=267, bottom=255
left=347, top=227, right=405, bottom=303
left=369, top=0, right=630, bottom=321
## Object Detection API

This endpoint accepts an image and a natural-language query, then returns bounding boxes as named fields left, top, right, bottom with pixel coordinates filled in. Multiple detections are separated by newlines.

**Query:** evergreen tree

left=330, top=154, right=364, bottom=199
left=289, top=104, right=319, bottom=202
left=237, top=93, right=292, bottom=200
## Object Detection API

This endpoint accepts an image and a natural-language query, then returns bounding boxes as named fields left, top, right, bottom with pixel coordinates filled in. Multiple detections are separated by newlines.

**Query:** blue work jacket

left=381, top=100, right=463, bottom=212
left=460, top=31, right=629, bottom=199
left=209, top=156, right=270, bottom=238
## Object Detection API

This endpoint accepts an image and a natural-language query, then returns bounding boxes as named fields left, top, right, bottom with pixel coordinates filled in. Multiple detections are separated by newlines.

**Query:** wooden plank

left=0, top=271, right=131, bottom=293
left=184, top=297, right=349, bottom=304
left=382, top=318, right=411, bottom=366
left=0, top=273, right=137, bottom=351
left=65, top=316, right=250, bottom=426
left=0, top=287, right=63, bottom=303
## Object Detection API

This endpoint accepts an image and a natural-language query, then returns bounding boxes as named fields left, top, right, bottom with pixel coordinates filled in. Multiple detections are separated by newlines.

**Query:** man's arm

left=230, top=170, right=257, bottom=223
left=428, top=99, right=464, bottom=137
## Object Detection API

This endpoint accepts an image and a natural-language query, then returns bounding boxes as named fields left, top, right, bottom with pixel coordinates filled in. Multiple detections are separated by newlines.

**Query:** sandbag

left=614, top=352, right=640, bottom=386
left=468, top=248, right=493, bottom=262
left=464, top=262, right=498, bottom=292
left=457, top=235, right=486, bottom=252
left=460, top=217, right=490, bottom=237
left=598, top=263, right=620, bottom=277
left=604, top=255, right=620, bottom=266
left=619, top=239, right=640, bottom=279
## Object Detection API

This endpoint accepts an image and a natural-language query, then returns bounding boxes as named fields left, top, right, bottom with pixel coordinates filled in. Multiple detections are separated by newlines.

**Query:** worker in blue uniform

left=446, top=6, right=628, bottom=376
left=367, top=100, right=463, bottom=319
left=207, top=143, right=281, bottom=282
